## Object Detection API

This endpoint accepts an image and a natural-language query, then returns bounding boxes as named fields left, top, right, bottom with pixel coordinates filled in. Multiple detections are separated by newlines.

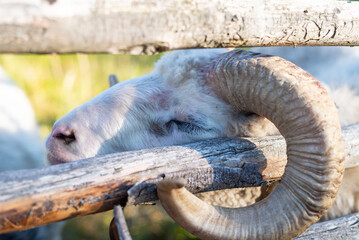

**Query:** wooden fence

left=1, top=0, right=359, bottom=54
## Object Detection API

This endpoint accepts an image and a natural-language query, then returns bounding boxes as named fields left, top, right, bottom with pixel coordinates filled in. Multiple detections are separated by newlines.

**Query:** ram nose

left=45, top=122, right=81, bottom=165
left=51, top=124, right=76, bottom=145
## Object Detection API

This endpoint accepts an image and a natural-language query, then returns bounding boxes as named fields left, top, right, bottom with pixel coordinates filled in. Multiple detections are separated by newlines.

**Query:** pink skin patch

left=148, top=90, right=172, bottom=110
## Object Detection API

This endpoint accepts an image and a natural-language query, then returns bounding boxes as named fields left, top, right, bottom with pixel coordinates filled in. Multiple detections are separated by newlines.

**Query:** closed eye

left=166, top=120, right=207, bottom=134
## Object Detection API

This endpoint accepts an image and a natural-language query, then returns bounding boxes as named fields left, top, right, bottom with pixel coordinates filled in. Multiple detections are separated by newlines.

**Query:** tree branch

left=0, top=124, right=358, bottom=234
left=0, top=0, right=358, bottom=54
left=110, top=205, right=132, bottom=240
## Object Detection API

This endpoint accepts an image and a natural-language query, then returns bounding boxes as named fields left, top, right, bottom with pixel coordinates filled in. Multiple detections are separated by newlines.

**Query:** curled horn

left=109, top=74, right=119, bottom=87
left=156, top=50, right=345, bottom=239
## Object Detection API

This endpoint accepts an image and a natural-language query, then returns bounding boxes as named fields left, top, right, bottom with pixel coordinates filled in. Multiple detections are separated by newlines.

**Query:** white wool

left=153, top=49, right=226, bottom=87
left=0, top=67, right=63, bottom=239
left=153, top=49, right=234, bottom=136
left=327, top=85, right=359, bottom=126
left=0, top=67, right=45, bottom=170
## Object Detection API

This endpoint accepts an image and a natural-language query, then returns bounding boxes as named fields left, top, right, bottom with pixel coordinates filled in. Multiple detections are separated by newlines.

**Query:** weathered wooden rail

left=298, top=212, right=359, bottom=239
left=0, top=0, right=358, bottom=54
left=0, top=124, right=358, bottom=234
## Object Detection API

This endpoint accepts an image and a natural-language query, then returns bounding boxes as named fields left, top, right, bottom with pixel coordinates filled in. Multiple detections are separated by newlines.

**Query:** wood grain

left=297, top=212, right=359, bottom=239
left=0, top=0, right=358, bottom=54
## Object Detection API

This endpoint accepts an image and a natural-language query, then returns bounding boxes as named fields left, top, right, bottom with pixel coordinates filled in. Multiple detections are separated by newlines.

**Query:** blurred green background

left=0, top=54, right=198, bottom=240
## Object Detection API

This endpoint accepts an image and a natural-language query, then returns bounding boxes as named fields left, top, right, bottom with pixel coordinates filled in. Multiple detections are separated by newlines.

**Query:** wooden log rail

left=0, top=0, right=358, bottom=54
left=297, top=212, right=359, bottom=239
left=0, top=123, right=358, bottom=234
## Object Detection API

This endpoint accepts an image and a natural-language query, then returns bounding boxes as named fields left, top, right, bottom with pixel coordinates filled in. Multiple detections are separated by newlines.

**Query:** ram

left=46, top=48, right=358, bottom=239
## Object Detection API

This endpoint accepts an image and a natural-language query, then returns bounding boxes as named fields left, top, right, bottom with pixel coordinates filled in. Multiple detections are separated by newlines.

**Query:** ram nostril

left=52, top=127, right=76, bottom=145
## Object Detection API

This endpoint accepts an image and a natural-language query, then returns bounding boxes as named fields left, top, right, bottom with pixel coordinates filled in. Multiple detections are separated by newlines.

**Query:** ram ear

left=108, top=74, right=119, bottom=87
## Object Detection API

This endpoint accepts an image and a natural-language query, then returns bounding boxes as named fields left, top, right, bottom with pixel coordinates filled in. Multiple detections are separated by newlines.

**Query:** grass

left=0, top=53, right=198, bottom=240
